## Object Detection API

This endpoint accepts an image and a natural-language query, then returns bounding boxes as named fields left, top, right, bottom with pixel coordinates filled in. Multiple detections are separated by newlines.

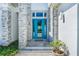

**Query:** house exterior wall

left=27, top=4, right=32, bottom=41
left=77, top=4, right=79, bottom=56
left=58, top=4, right=77, bottom=56
left=0, top=3, right=18, bottom=46
left=18, top=3, right=31, bottom=49
left=53, top=9, right=58, bottom=40
left=10, top=5, right=18, bottom=43
left=48, top=4, right=59, bottom=40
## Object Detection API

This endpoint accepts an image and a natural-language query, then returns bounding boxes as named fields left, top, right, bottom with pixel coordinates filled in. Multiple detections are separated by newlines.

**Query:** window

left=44, top=13, right=47, bottom=17
left=36, top=12, right=43, bottom=17
left=38, top=20, right=42, bottom=26
left=32, top=13, right=35, bottom=17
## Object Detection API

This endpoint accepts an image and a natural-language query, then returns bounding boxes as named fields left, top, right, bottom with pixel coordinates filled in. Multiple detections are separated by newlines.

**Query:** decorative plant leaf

left=50, top=40, right=65, bottom=47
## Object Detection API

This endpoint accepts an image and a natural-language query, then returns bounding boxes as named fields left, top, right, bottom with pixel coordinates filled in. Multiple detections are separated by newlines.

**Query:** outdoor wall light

left=60, top=12, right=65, bottom=23
left=62, top=14, right=65, bottom=23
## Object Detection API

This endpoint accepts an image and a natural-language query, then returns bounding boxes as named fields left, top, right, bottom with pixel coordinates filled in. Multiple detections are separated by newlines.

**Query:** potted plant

left=50, top=40, right=65, bottom=56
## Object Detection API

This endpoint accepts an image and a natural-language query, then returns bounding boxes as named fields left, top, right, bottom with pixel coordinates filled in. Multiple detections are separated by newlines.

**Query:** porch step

left=17, top=47, right=53, bottom=56
left=20, top=47, right=53, bottom=51
left=16, top=50, right=53, bottom=56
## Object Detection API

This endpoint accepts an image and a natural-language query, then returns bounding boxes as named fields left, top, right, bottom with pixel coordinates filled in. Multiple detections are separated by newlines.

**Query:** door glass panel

left=38, top=33, right=42, bottom=38
left=32, top=12, right=35, bottom=17
left=37, top=20, right=42, bottom=38
left=44, top=13, right=47, bottom=17
left=36, top=12, right=43, bottom=17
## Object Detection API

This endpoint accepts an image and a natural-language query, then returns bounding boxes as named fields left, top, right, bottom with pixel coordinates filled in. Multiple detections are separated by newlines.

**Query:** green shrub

left=0, top=40, right=18, bottom=56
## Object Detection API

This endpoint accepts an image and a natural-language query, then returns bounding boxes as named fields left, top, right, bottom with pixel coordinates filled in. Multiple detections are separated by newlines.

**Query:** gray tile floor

left=26, top=40, right=50, bottom=47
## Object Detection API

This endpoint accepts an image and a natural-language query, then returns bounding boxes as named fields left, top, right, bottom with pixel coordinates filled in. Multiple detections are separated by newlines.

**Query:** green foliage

left=50, top=3, right=61, bottom=10
left=50, top=40, right=64, bottom=48
left=0, top=40, right=18, bottom=56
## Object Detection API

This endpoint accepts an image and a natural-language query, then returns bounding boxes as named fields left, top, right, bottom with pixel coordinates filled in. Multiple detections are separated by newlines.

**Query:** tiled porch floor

left=26, top=40, right=50, bottom=47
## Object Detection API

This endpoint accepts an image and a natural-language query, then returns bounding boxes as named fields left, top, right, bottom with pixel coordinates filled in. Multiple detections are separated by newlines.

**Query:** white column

left=49, top=7, right=53, bottom=37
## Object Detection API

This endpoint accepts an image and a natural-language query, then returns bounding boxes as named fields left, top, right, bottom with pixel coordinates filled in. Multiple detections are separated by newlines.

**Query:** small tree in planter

left=50, top=40, right=65, bottom=56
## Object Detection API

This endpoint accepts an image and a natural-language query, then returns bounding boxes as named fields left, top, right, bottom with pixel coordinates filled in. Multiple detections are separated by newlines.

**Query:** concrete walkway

left=16, top=50, right=53, bottom=56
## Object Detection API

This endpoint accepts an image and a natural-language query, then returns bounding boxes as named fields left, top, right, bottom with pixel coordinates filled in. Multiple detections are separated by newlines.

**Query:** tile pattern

left=26, top=40, right=50, bottom=47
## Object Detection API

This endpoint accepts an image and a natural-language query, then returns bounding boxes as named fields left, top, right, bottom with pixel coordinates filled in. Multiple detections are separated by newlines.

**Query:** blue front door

left=32, top=12, right=47, bottom=41
left=32, top=19, right=47, bottom=40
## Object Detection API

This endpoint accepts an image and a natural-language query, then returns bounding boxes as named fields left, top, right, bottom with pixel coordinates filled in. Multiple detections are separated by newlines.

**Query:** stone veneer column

left=18, top=4, right=28, bottom=49
left=53, top=9, right=58, bottom=40
left=0, top=3, right=17, bottom=46
left=18, top=3, right=31, bottom=49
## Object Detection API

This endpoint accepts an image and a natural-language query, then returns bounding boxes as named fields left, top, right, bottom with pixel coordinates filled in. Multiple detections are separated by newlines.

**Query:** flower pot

left=53, top=51, right=64, bottom=56
left=52, top=49, right=64, bottom=56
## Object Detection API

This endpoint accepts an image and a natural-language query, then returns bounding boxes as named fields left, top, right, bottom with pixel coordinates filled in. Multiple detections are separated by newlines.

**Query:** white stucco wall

left=58, top=4, right=77, bottom=56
